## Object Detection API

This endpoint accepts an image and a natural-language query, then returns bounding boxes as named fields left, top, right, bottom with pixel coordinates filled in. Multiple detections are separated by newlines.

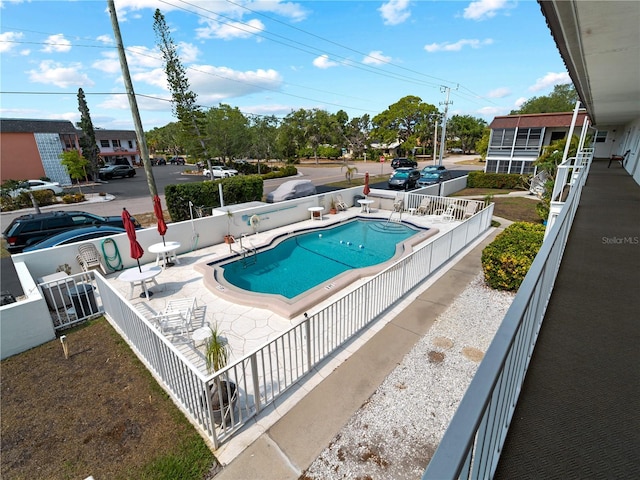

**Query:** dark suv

left=391, top=158, right=418, bottom=169
left=2, top=210, right=139, bottom=254
left=99, top=164, right=136, bottom=180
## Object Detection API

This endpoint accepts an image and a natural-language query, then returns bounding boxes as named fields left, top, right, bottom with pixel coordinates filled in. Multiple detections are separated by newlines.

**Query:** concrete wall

left=0, top=262, right=56, bottom=360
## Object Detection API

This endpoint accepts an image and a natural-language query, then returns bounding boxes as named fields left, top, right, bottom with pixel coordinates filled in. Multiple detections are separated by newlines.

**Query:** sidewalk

left=212, top=228, right=501, bottom=479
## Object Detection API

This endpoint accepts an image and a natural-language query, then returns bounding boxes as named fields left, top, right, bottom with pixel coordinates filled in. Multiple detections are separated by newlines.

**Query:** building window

left=100, top=139, right=110, bottom=148
left=594, top=130, right=607, bottom=143
left=112, top=139, right=121, bottom=148
left=514, top=128, right=542, bottom=151
left=60, top=134, right=76, bottom=150
left=128, top=140, right=134, bottom=149
left=550, top=131, right=566, bottom=143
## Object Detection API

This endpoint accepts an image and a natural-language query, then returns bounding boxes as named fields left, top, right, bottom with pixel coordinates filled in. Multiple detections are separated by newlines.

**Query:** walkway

left=494, top=159, right=640, bottom=478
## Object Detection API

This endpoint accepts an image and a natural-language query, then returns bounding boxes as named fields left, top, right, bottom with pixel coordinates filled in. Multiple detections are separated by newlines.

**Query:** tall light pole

left=438, top=86, right=453, bottom=166
left=107, top=0, right=158, bottom=198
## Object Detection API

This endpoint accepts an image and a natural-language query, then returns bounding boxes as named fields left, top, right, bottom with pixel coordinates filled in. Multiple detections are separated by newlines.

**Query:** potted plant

left=329, top=197, right=337, bottom=214
left=203, top=325, right=238, bottom=426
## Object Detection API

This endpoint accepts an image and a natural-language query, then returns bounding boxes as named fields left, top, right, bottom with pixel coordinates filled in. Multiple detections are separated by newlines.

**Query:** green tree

left=204, top=104, right=250, bottom=163
left=371, top=95, right=438, bottom=155
left=340, top=114, right=371, bottom=160
left=76, top=88, right=100, bottom=179
left=447, top=114, right=487, bottom=153
left=153, top=9, right=208, bottom=161
left=510, top=84, right=578, bottom=114
left=475, top=127, right=490, bottom=160
left=248, top=115, right=280, bottom=172
left=60, top=150, right=90, bottom=192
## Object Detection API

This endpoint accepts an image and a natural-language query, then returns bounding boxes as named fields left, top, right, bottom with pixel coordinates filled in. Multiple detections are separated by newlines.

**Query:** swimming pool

left=201, top=218, right=437, bottom=318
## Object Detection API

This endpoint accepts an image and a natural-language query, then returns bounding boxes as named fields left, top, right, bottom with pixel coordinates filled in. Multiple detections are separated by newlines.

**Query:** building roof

left=489, top=111, right=590, bottom=129
left=0, top=118, right=78, bottom=134
left=93, top=129, right=137, bottom=139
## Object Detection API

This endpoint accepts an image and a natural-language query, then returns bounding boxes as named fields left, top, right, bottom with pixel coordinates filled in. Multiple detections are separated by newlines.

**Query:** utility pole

left=107, top=0, right=158, bottom=198
left=438, top=86, right=454, bottom=166
left=430, top=114, right=440, bottom=165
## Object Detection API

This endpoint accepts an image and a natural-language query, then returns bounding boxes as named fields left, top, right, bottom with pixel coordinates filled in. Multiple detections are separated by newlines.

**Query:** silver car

left=266, top=180, right=317, bottom=203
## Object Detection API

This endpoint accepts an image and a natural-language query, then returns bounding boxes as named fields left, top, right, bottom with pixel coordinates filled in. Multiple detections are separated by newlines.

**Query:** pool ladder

left=238, top=234, right=257, bottom=267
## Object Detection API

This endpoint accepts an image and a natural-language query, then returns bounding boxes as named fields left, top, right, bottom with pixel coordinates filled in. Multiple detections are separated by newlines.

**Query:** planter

left=224, top=235, right=235, bottom=244
left=203, top=380, right=238, bottom=426
left=329, top=208, right=337, bottom=215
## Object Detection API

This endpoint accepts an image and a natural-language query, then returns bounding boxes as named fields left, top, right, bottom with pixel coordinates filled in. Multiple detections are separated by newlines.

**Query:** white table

left=358, top=199, right=374, bottom=213
left=192, top=327, right=213, bottom=348
left=118, top=265, right=162, bottom=300
left=308, top=206, right=324, bottom=221
left=148, top=241, right=181, bottom=269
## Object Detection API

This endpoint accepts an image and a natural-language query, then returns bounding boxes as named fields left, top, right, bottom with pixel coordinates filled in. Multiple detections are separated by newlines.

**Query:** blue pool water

left=219, top=219, right=424, bottom=299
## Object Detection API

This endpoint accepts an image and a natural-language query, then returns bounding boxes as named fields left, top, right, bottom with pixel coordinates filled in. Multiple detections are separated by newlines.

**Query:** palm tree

left=342, top=164, right=358, bottom=184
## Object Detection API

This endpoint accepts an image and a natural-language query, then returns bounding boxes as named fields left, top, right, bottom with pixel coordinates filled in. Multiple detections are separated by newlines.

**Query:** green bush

left=481, top=222, right=546, bottom=291
left=61, top=193, right=85, bottom=204
left=467, top=171, right=528, bottom=189
left=165, top=175, right=264, bottom=222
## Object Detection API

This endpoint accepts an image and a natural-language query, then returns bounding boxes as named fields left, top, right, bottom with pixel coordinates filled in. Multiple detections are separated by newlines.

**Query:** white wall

left=0, top=262, right=56, bottom=360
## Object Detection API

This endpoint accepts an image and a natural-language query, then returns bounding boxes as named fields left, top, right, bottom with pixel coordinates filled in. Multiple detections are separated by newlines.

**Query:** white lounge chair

left=76, top=243, right=108, bottom=275
left=416, top=197, right=431, bottom=215
left=434, top=204, right=456, bottom=222
left=149, top=297, right=198, bottom=336
left=335, top=194, right=348, bottom=211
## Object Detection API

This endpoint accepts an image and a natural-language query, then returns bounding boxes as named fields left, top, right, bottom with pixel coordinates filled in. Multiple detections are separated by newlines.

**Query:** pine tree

left=77, top=88, right=101, bottom=180
left=153, top=9, right=208, bottom=160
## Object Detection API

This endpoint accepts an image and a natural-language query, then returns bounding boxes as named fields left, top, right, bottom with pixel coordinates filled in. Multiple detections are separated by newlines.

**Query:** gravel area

left=302, top=273, right=515, bottom=480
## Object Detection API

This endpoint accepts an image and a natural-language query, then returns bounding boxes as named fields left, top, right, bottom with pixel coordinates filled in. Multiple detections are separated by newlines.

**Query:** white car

left=266, top=179, right=317, bottom=203
left=10, top=179, right=63, bottom=197
left=203, top=166, right=238, bottom=178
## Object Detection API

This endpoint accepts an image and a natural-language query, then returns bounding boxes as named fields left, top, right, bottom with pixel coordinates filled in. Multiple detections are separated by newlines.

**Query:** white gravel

left=302, top=273, right=515, bottom=480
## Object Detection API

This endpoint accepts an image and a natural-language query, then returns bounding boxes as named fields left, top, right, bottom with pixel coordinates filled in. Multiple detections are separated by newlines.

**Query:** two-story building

left=0, top=118, right=140, bottom=185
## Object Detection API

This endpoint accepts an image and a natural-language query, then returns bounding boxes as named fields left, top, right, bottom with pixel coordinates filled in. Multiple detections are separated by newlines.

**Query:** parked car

left=23, top=226, right=126, bottom=252
left=266, top=179, right=317, bottom=203
left=151, top=157, right=166, bottom=166
left=417, top=169, right=452, bottom=187
left=420, top=165, right=447, bottom=175
left=2, top=210, right=139, bottom=254
left=391, top=158, right=418, bottom=169
left=450, top=148, right=464, bottom=154
left=170, top=156, right=186, bottom=165
left=9, top=179, right=63, bottom=198
left=388, top=168, right=421, bottom=190
left=99, top=164, right=136, bottom=180
left=203, top=166, right=238, bottom=178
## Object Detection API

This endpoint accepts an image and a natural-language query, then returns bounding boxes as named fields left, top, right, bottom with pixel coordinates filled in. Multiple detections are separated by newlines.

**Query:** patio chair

left=608, top=149, right=630, bottom=168
left=416, top=197, right=431, bottom=215
left=76, top=243, right=108, bottom=275
left=335, top=194, right=348, bottom=211
left=434, top=204, right=456, bottom=222
left=461, top=201, right=479, bottom=220
left=153, top=297, right=198, bottom=336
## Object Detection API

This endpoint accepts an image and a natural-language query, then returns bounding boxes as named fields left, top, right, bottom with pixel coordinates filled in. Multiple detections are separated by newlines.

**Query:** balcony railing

left=423, top=147, right=593, bottom=479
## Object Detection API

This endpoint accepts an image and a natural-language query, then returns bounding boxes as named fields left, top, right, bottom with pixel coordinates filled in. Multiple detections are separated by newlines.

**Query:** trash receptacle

left=353, top=194, right=365, bottom=207
left=68, top=283, right=97, bottom=317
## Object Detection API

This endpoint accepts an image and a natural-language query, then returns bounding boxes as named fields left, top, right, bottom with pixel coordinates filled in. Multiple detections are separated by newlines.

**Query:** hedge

left=481, top=222, right=546, bottom=291
left=467, top=171, right=528, bottom=189
left=165, top=175, right=264, bottom=222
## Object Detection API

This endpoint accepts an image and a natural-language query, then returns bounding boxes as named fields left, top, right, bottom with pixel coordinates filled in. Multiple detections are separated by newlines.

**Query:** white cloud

left=313, top=55, right=339, bottom=69
left=188, top=65, right=283, bottom=105
left=529, top=72, right=571, bottom=92
left=27, top=60, right=94, bottom=88
left=487, top=87, right=511, bottom=99
left=96, top=35, right=113, bottom=44
left=363, top=51, right=392, bottom=65
left=379, top=0, right=411, bottom=26
left=0, top=31, right=24, bottom=53
left=478, top=105, right=510, bottom=118
left=177, top=42, right=200, bottom=63
left=424, top=38, right=493, bottom=52
left=514, top=97, right=528, bottom=108
left=42, top=34, right=72, bottom=53
left=196, top=18, right=265, bottom=41
left=464, top=0, right=512, bottom=21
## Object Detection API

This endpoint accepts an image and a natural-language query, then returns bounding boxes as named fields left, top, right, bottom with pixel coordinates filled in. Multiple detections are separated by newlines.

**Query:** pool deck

left=104, top=206, right=465, bottom=461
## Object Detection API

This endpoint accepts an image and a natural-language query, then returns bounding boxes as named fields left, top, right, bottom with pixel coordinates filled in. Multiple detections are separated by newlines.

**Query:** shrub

left=467, top=171, right=528, bottom=190
left=62, top=193, right=85, bottom=204
left=481, top=222, right=546, bottom=291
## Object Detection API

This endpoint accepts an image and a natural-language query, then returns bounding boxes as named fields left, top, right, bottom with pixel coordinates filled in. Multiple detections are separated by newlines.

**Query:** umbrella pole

left=137, top=259, right=141, bottom=272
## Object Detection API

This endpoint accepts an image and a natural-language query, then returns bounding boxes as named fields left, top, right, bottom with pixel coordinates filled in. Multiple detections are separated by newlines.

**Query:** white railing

left=423, top=149, right=593, bottom=479
left=97, top=202, right=494, bottom=449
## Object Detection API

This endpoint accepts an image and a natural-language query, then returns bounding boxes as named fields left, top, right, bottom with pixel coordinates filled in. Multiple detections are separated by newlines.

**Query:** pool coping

left=194, top=216, right=439, bottom=319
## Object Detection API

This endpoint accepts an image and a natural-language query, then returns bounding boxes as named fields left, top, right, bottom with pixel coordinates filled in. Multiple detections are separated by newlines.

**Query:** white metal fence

left=422, top=149, right=593, bottom=479
left=38, top=272, right=103, bottom=330
left=92, top=201, right=493, bottom=449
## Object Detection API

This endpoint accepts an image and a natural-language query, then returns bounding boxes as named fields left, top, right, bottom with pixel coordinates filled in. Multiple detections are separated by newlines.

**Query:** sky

left=0, top=0, right=572, bottom=131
